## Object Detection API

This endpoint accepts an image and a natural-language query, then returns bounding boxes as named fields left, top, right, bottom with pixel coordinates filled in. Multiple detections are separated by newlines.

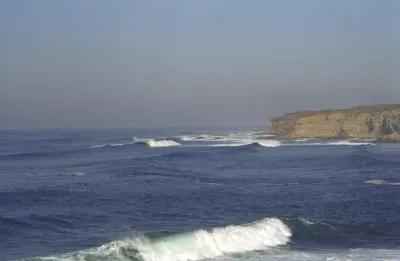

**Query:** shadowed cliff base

left=268, top=104, right=400, bottom=142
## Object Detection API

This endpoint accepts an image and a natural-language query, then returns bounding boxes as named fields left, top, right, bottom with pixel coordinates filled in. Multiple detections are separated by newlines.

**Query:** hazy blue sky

left=1, top=0, right=399, bottom=129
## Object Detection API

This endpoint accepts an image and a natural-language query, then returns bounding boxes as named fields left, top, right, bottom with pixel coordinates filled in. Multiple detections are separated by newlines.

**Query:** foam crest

left=179, top=135, right=203, bottom=141
left=145, top=139, right=182, bottom=148
left=210, top=140, right=281, bottom=148
left=254, top=140, right=281, bottom=147
left=137, top=217, right=291, bottom=261
left=180, top=135, right=222, bottom=141
left=324, top=140, right=375, bottom=146
left=364, top=179, right=400, bottom=185
left=293, top=140, right=375, bottom=146
left=210, top=142, right=248, bottom=147
left=25, top=218, right=291, bottom=261
left=90, top=139, right=182, bottom=149
left=295, top=138, right=313, bottom=142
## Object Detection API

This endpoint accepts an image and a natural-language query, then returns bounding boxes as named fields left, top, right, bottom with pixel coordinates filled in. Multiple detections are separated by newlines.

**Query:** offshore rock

left=268, top=104, right=400, bottom=142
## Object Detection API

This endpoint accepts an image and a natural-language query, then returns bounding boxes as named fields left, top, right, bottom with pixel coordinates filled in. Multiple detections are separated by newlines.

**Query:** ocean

left=1, top=128, right=399, bottom=261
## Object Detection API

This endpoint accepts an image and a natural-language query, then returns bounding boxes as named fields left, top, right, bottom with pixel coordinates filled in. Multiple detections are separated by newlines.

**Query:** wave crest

left=145, top=139, right=182, bottom=148
left=138, top=217, right=290, bottom=261
left=90, top=139, right=182, bottom=149
left=252, top=140, right=281, bottom=147
left=211, top=140, right=281, bottom=148
left=321, top=140, right=375, bottom=146
left=27, top=217, right=291, bottom=261
left=179, top=134, right=223, bottom=142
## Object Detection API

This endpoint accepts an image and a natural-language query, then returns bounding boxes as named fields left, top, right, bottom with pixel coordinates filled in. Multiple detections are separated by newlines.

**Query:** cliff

left=268, top=104, right=400, bottom=141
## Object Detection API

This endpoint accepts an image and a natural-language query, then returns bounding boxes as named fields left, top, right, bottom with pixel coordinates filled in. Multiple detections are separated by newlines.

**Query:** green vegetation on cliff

left=268, top=104, right=400, bottom=141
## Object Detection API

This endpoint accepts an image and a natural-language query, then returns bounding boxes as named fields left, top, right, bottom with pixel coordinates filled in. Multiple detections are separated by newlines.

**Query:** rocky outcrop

left=268, top=104, right=400, bottom=142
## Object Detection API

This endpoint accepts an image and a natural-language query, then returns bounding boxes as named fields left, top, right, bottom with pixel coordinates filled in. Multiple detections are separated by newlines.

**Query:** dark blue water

left=1, top=129, right=399, bottom=261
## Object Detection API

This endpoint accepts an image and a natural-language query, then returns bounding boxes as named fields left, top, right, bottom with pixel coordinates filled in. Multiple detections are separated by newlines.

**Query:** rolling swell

left=0, top=148, right=88, bottom=161
left=0, top=139, right=183, bottom=161
left=286, top=218, right=400, bottom=249
left=0, top=216, right=37, bottom=233
left=0, top=142, right=134, bottom=160
left=144, top=150, right=213, bottom=160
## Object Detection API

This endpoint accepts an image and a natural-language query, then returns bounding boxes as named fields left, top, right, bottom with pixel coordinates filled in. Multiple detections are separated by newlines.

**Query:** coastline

left=267, top=104, right=400, bottom=142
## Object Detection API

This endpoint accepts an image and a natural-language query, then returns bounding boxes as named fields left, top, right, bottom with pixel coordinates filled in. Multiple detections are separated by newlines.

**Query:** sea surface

left=1, top=128, right=399, bottom=261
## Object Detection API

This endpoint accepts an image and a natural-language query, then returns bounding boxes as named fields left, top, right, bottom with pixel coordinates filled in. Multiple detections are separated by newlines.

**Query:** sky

left=1, top=0, right=399, bottom=129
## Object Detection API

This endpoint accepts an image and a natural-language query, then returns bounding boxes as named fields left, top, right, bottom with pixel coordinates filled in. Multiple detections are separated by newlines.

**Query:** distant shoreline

left=267, top=104, right=400, bottom=142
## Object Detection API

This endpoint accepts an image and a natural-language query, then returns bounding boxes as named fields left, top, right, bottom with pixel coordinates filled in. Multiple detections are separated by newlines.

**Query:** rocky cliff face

left=268, top=104, right=400, bottom=141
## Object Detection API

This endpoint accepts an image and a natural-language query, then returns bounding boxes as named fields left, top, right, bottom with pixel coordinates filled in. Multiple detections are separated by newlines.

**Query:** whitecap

left=145, top=139, right=182, bottom=148
left=26, top=217, right=291, bottom=261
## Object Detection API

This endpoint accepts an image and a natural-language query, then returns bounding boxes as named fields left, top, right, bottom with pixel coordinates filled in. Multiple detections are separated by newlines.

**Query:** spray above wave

left=24, top=217, right=291, bottom=261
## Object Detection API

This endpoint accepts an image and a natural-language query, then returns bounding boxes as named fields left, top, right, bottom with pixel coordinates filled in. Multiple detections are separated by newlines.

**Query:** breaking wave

left=210, top=140, right=281, bottom=148
left=179, top=131, right=275, bottom=143
left=290, top=140, right=375, bottom=146
left=14, top=216, right=400, bottom=261
left=252, top=140, right=282, bottom=147
left=144, top=139, right=182, bottom=148
left=179, top=134, right=224, bottom=142
left=1, top=138, right=182, bottom=160
left=91, top=139, right=182, bottom=149
left=319, top=140, right=375, bottom=146
left=24, top=217, right=291, bottom=261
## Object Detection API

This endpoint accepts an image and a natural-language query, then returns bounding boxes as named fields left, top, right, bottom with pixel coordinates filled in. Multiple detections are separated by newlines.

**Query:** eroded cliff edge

left=268, top=104, right=400, bottom=142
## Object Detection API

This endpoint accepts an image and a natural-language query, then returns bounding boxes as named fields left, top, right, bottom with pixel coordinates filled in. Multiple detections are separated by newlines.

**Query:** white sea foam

left=145, top=139, right=182, bottom=148
left=255, top=140, right=281, bottom=147
left=364, top=179, right=400, bottom=185
left=295, top=138, right=312, bottom=142
left=209, top=142, right=249, bottom=147
left=179, top=130, right=273, bottom=143
left=138, top=217, right=291, bottom=261
left=180, top=134, right=224, bottom=141
left=323, top=140, right=375, bottom=146
left=90, top=138, right=181, bottom=149
left=291, top=140, right=375, bottom=146
left=25, top=217, right=291, bottom=261
left=179, top=135, right=204, bottom=141
left=90, top=145, right=106, bottom=148
left=210, top=140, right=282, bottom=148
left=179, top=135, right=194, bottom=141
left=229, top=248, right=400, bottom=261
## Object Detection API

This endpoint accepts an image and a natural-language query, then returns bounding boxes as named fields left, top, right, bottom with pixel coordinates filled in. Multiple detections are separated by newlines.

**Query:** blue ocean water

left=1, top=128, right=399, bottom=261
